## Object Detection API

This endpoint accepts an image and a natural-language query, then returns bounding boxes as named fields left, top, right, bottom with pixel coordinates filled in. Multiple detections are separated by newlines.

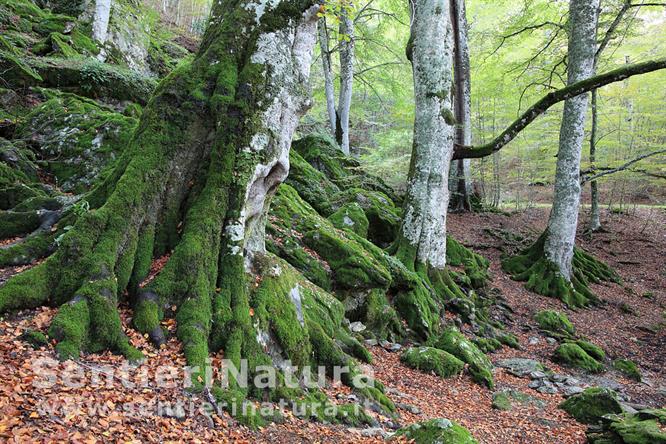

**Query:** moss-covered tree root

left=502, top=231, right=620, bottom=307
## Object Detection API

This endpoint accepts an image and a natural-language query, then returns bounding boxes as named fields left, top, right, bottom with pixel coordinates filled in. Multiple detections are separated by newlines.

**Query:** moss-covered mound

left=613, top=359, right=642, bottom=382
left=560, top=387, right=623, bottom=424
left=430, top=327, right=494, bottom=388
left=16, top=91, right=137, bottom=193
left=534, top=309, right=575, bottom=338
left=553, top=342, right=604, bottom=373
left=400, top=346, right=465, bottom=378
left=588, top=409, right=666, bottom=444
left=502, top=231, right=620, bottom=307
left=393, top=418, right=479, bottom=444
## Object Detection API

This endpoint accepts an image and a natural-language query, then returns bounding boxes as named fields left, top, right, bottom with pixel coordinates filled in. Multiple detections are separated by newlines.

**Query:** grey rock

left=551, top=374, right=567, bottom=383
left=565, top=377, right=581, bottom=386
left=498, top=358, right=544, bottom=377
left=546, top=337, right=557, bottom=344
left=530, top=371, right=547, bottom=379
left=364, top=338, right=378, bottom=346
left=528, top=336, right=540, bottom=345
left=350, top=321, right=366, bottom=333
left=620, top=402, right=638, bottom=415
left=396, top=403, right=421, bottom=415
left=562, top=386, right=585, bottom=397
left=537, top=385, right=558, bottom=394
left=528, top=380, right=544, bottom=389
left=389, top=343, right=402, bottom=352
left=359, top=427, right=389, bottom=438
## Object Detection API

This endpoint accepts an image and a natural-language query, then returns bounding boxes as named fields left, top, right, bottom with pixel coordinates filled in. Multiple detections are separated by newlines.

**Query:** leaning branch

left=453, top=57, right=666, bottom=159
left=580, top=149, right=666, bottom=183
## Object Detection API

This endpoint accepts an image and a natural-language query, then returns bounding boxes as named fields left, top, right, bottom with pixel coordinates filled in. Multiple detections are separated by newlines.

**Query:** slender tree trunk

left=337, top=8, right=354, bottom=155
left=318, top=17, right=337, bottom=137
left=448, top=0, right=472, bottom=211
left=395, top=0, right=454, bottom=271
left=589, top=89, right=602, bottom=231
left=92, top=0, right=112, bottom=43
left=544, top=0, right=599, bottom=279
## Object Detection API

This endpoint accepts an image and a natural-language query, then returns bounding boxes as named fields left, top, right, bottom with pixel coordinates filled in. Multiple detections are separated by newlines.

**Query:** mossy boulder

left=569, top=339, right=605, bottom=361
left=431, top=327, right=494, bottom=388
left=554, top=342, right=604, bottom=372
left=534, top=309, right=575, bottom=338
left=393, top=418, right=478, bottom=444
left=560, top=387, right=623, bottom=424
left=21, top=329, right=49, bottom=349
left=400, top=346, right=465, bottom=378
left=588, top=409, right=666, bottom=444
left=16, top=92, right=137, bottom=193
left=328, top=202, right=369, bottom=238
left=613, top=359, right=642, bottom=382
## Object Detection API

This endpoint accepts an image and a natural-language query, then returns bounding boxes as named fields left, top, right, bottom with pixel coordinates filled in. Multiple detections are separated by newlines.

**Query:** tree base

left=502, top=232, right=620, bottom=307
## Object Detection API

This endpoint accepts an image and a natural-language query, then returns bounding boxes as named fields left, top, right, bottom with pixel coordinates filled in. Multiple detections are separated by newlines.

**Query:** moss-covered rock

left=613, top=359, right=642, bottom=382
left=328, top=202, right=369, bottom=238
left=474, top=337, right=502, bottom=353
left=20, top=329, right=49, bottom=349
left=400, top=346, right=465, bottom=378
left=534, top=309, right=575, bottom=338
left=588, top=409, right=666, bottom=444
left=553, top=343, right=604, bottom=373
left=492, top=392, right=512, bottom=411
left=431, top=327, right=494, bottom=388
left=16, top=92, right=137, bottom=193
left=393, top=418, right=478, bottom=444
left=570, top=339, right=605, bottom=361
left=560, top=387, right=623, bottom=424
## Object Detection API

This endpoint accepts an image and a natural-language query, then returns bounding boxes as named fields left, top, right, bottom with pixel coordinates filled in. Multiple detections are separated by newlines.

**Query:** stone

left=559, top=387, right=623, bottom=424
left=498, top=358, right=544, bottom=377
left=365, top=338, right=378, bottom=346
left=528, top=336, right=540, bottom=345
left=359, top=427, right=389, bottom=438
left=350, top=321, right=366, bottom=332
left=537, top=385, right=559, bottom=395
left=393, top=418, right=478, bottom=444
left=546, top=337, right=557, bottom=344
left=530, top=371, right=547, bottom=379
left=562, top=386, right=585, bottom=397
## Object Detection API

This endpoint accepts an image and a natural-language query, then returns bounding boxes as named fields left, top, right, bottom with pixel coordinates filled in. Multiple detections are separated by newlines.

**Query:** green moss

left=48, top=298, right=90, bottom=361
left=613, top=359, right=642, bottom=382
left=571, top=339, right=605, bottom=361
left=328, top=202, right=369, bottom=238
left=534, top=310, right=575, bottom=338
left=474, top=337, right=502, bottom=353
left=560, top=387, right=623, bottom=424
left=21, top=329, right=49, bottom=349
left=345, top=289, right=404, bottom=341
left=0, top=210, right=41, bottom=238
left=431, top=327, right=494, bottom=388
left=394, top=418, right=478, bottom=444
left=498, top=333, right=520, bottom=350
left=400, top=346, right=464, bottom=378
left=492, top=392, right=512, bottom=411
left=0, top=262, right=51, bottom=312
left=502, top=231, right=619, bottom=307
left=553, top=343, right=603, bottom=373
left=603, top=410, right=666, bottom=444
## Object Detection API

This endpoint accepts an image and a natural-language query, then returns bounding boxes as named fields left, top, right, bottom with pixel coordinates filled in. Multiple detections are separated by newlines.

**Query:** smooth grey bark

left=398, top=0, right=454, bottom=270
left=589, top=89, right=601, bottom=231
left=92, top=0, right=112, bottom=43
left=337, top=8, right=354, bottom=155
left=448, top=0, right=473, bottom=211
left=318, top=17, right=338, bottom=136
left=544, top=0, right=600, bottom=279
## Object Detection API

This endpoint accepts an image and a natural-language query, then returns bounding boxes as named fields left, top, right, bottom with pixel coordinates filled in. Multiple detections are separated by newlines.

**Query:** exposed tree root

left=502, top=231, right=620, bottom=307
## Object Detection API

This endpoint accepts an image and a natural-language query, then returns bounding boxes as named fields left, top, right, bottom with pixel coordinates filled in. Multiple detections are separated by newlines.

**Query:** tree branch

left=580, top=149, right=666, bottom=183
left=453, top=57, right=666, bottom=159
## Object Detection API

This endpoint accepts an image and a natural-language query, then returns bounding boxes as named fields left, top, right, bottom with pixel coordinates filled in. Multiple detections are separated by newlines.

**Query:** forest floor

left=0, top=207, right=664, bottom=443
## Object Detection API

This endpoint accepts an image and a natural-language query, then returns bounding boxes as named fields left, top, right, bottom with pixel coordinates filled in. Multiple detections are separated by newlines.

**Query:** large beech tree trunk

left=0, top=0, right=321, bottom=371
left=544, top=0, right=599, bottom=279
left=448, top=0, right=473, bottom=212
left=396, top=0, right=454, bottom=272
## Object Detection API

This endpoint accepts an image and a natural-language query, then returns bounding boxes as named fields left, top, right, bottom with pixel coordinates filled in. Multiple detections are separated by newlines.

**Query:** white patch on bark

left=92, top=0, right=112, bottom=43
left=400, top=0, right=455, bottom=270
left=245, top=0, right=281, bottom=24
left=544, top=0, right=599, bottom=279
left=240, top=5, right=320, bottom=261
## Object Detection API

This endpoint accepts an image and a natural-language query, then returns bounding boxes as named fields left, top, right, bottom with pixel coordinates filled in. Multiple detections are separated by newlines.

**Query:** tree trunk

left=318, top=17, right=337, bottom=137
left=396, top=0, right=454, bottom=272
left=448, top=0, right=472, bottom=212
left=1, top=0, right=322, bottom=386
left=502, top=0, right=620, bottom=308
left=337, top=8, right=354, bottom=155
left=589, top=89, right=602, bottom=231
left=91, top=0, right=112, bottom=44
left=544, top=0, right=599, bottom=280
